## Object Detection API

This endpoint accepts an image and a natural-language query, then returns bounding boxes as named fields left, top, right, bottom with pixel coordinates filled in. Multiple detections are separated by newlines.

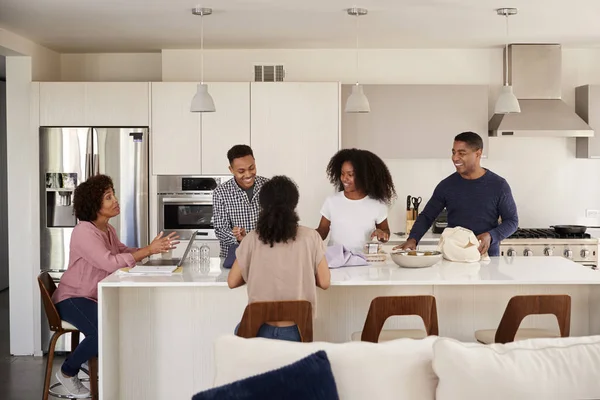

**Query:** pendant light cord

left=355, top=13, right=359, bottom=86
left=504, top=13, right=509, bottom=87
left=200, top=14, right=205, bottom=84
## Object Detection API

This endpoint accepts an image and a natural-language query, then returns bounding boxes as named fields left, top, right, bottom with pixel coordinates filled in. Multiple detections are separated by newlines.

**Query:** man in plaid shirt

left=212, top=145, right=268, bottom=257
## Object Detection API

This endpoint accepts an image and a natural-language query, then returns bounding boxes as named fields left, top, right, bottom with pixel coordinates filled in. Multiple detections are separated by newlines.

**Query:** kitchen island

left=97, top=254, right=600, bottom=400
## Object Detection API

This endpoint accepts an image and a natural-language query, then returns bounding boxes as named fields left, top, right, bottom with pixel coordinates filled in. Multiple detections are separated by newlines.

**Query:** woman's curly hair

left=255, top=175, right=299, bottom=247
left=73, top=174, right=114, bottom=222
left=326, top=148, right=397, bottom=205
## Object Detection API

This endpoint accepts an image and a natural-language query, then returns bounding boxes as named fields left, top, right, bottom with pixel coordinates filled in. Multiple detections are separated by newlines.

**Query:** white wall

left=386, top=137, right=600, bottom=235
left=0, top=28, right=60, bottom=81
left=6, top=57, right=41, bottom=355
left=60, top=53, right=162, bottom=82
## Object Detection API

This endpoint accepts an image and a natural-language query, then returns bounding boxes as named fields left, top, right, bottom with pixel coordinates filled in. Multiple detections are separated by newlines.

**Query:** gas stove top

left=500, top=228, right=598, bottom=266
left=507, top=228, right=591, bottom=240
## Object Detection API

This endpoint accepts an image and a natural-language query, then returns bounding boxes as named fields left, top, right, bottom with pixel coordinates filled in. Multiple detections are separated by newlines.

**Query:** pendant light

left=494, top=8, right=520, bottom=114
left=345, top=7, right=370, bottom=113
left=190, top=7, right=216, bottom=113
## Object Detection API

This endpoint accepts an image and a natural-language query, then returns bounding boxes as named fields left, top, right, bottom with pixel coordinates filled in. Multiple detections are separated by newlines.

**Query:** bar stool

left=38, top=272, right=98, bottom=400
left=351, top=295, right=439, bottom=343
left=236, top=300, right=313, bottom=342
left=474, top=294, right=571, bottom=344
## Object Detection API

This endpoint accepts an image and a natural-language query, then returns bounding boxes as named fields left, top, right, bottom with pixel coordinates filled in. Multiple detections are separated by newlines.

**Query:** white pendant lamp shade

left=345, top=84, right=370, bottom=113
left=345, top=7, right=370, bottom=113
left=495, top=8, right=520, bottom=115
left=190, top=83, right=216, bottom=112
left=494, top=85, right=521, bottom=114
left=190, top=7, right=215, bottom=113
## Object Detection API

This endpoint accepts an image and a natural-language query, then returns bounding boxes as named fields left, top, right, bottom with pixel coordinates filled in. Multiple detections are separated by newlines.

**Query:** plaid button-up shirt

left=212, top=176, right=268, bottom=257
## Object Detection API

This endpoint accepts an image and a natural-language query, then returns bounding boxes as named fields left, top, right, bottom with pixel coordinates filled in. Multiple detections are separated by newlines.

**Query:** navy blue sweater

left=409, top=169, right=518, bottom=256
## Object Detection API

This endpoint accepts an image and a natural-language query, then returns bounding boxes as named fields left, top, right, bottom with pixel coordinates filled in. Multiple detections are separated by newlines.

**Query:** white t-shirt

left=320, top=191, right=388, bottom=253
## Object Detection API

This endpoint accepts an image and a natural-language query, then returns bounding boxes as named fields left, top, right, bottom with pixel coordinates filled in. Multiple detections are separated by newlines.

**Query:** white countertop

left=98, top=255, right=600, bottom=288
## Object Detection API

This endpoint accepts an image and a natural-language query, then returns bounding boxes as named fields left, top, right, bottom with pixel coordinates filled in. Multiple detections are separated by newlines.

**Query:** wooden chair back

left=495, top=294, right=571, bottom=344
left=236, top=300, right=313, bottom=342
left=361, top=295, right=439, bottom=343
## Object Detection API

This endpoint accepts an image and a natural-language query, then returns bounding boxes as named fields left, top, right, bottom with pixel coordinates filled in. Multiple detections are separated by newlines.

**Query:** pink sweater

left=52, top=221, right=138, bottom=304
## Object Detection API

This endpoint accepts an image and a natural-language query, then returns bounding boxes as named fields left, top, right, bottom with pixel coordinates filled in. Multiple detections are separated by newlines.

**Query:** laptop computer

left=131, top=231, right=198, bottom=272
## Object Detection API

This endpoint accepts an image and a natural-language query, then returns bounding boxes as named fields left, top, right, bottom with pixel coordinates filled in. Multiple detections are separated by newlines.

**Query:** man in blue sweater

left=397, top=131, right=518, bottom=256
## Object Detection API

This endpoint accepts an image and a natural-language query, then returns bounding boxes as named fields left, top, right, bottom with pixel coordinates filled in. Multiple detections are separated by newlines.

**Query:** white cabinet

left=85, top=83, right=149, bottom=126
left=151, top=82, right=251, bottom=175
left=201, top=83, right=251, bottom=174
left=151, top=82, right=202, bottom=175
left=251, top=82, right=340, bottom=228
left=40, top=83, right=86, bottom=126
left=39, top=82, right=149, bottom=126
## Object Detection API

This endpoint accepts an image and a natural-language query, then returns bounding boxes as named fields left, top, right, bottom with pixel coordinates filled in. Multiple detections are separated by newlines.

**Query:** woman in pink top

left=228, top=175, right=331, bottom=342
left=52, top=174, right=179, bottom=398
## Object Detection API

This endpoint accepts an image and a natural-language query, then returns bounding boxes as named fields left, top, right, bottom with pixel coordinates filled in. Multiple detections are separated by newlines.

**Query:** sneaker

left=80, top=361, right=89, bottom=373
left=55, top=371, right=90, bottom=398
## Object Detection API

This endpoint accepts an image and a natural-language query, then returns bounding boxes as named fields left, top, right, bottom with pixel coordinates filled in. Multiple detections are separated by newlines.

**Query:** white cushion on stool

left=61, top=320, right=77, bottom=330
left=351, top=329, right=427, bottom=342
left=475, top=328, right=560, bottom=344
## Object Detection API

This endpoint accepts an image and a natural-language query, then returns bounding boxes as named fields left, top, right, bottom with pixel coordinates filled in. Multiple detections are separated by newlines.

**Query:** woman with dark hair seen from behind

left=228, top=175, right=330, bottom=342
left=52, top=174, right=179, bottom=398
left=317, top=148, right=397, bottom=253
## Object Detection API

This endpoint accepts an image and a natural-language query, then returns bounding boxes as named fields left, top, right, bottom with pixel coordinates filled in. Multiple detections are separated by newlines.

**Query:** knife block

left=406, top=209, right=418, bottom=235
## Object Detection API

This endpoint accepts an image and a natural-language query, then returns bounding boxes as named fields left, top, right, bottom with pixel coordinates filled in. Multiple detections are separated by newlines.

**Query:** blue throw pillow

left=191, top=350, right=339, bottom=400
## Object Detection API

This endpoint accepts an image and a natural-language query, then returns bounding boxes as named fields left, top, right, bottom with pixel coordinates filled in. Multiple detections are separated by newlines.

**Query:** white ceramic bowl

left=390, top=250, right=442, bottom=268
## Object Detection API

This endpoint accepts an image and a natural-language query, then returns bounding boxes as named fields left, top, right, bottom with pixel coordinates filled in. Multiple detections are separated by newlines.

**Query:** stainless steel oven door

left=158, top=194, right=216, bottom=241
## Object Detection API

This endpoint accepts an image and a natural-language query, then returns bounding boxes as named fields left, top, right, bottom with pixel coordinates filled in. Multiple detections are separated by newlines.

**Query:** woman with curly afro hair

left=317, top=148, right=397, bottom=253
left=228, top=175, right=330, bottom=342
left=51, top=174, right=179, bottom=397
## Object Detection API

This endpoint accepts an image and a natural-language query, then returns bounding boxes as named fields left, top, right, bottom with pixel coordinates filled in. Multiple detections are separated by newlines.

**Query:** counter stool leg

left=43, top=332, right=61, bottom=400
left=89, top=357, right=98, bottom=400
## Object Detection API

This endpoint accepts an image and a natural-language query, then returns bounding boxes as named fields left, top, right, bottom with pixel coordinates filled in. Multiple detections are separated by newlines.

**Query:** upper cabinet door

left=251, top=82, right=340, bottom=228
left=39, top=82, right=150, bottom=127
left=40, top=83, right=86, bottom=126
left=85, top=83, right=149, bottom=126
left=201, top=83, right=251, bottom=174
left=342, top=84, right=489, bottom=158
left=151, top=82, right=201, bottom=175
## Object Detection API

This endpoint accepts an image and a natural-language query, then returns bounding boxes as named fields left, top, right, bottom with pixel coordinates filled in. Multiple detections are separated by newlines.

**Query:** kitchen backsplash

left=385, top=136, right=600, bottom=234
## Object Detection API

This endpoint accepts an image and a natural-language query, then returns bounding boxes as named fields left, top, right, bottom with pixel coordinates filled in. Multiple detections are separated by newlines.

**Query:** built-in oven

left=157, top=175, right=233, bottom=240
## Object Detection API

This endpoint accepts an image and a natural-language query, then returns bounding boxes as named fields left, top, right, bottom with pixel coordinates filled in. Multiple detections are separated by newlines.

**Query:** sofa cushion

left=214, top=334, right=438, bottom=400
left=193, top=350, right=339, bottom=400
left=433, top=335, right=600, bottom=400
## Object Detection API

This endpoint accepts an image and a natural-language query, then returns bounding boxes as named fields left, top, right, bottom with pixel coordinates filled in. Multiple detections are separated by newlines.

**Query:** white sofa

left=212, top=335, right=600, bottom=400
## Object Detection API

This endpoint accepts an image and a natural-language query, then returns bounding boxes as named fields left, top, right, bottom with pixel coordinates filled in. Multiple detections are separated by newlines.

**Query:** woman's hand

left=370, top=229, right=389, bottom=243
left=148, top=231, right=180, bottom=255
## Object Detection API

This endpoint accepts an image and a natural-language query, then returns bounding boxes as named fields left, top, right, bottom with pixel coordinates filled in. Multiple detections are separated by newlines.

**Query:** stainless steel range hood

left=488, top=44, right=593, bottom=137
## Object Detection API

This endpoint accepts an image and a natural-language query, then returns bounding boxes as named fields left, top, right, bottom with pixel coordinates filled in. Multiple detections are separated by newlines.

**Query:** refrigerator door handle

left=85, top=153, right=93, bottom=180
left=85, top=128, right=94, bottom=180
left=93, top=154, right=99, bottom=176
left=131, top=132, right=144, bottom=246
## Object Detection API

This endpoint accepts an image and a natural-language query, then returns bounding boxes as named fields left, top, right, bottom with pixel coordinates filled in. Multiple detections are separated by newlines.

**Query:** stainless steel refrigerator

left=39, top=127, right=149, bottom=352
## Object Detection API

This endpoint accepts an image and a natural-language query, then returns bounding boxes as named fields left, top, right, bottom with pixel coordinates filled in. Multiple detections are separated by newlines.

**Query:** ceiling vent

left=254, top=65, right=285, bottom=82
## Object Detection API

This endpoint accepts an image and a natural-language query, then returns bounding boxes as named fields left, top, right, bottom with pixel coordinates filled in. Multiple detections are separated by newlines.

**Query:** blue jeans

left=55, top=297, right=98, bottom=377
left=234, top=323, right=301, bottom=342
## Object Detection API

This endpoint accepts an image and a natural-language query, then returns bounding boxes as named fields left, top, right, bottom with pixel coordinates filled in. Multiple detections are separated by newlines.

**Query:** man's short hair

left=454, top=131, right=483, bottom=151
left=227, top=144, right=254, bottom=164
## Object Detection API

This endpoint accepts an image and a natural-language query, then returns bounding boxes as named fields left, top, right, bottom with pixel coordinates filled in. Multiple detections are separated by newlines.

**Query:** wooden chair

left=38, top=272, right=98, bottom=400
left=236, top=300, right=313, bottom=342
left=352, top=296, right=439, bottom=343
left=475, top=294, right=571, bottom=344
